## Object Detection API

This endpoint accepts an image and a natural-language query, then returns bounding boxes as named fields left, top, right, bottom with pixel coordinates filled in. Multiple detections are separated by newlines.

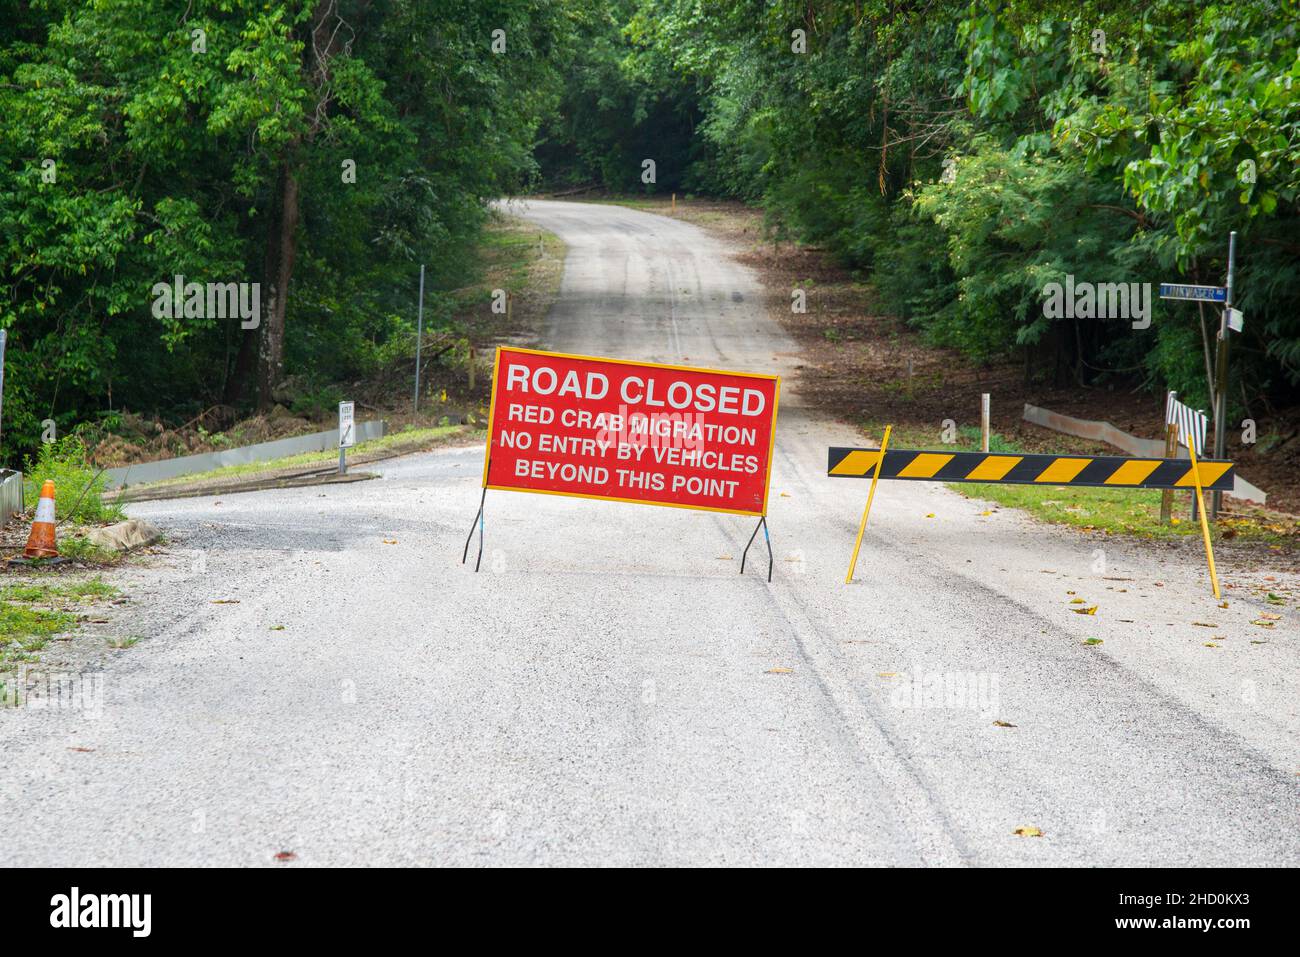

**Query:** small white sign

left=1227, top=307, right=1244, bottom=333
left=1165, top=392, right=1207, bottom=457
left=338, top=401, right=355, bottom=449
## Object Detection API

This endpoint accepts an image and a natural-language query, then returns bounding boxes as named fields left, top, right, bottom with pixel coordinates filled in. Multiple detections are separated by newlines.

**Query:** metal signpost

left=338, top=400, right=355, bottom=475
left=1158, top=231, right=1239, bottom=519
left=1212, top=232, right=1238, bottom=518
left=413, top=264, right=425, bottom=414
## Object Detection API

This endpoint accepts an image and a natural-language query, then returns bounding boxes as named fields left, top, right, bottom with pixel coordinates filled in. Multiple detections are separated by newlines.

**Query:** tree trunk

left=246, top=0, right=366, bottom=408
left=257, top=162, right=300, bottom=409
left=224, top=324, right=258, bottom=406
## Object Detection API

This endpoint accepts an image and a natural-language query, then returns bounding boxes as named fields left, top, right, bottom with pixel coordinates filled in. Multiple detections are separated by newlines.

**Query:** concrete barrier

left=1022, top=404, right=1266, bottom=505
left=103, top=420, right=386, bottom=489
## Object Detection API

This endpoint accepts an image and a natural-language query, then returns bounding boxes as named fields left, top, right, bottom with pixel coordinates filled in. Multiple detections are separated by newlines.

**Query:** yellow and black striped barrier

left=827, top=448, right=1234, bottom=491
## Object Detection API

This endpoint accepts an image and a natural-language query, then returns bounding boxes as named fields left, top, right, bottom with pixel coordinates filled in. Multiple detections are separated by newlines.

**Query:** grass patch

left=57, top=535, right=122, bottom=564
left=0, top=603, right=74, bottom=656
left=460, top=216, right=562, bottom=306
left=956, top=481, right=1298, bottom=547
left=23, top=437, right=124, bottom=524
left=1, top=577, right=121, bottom=668
left=440, top=211, right=565, bottom=357
left=0, top=577, right=118, bottom=667
left=0, top=578, right=120, bottom=603
left=959, top=482, right=1201, bottom=539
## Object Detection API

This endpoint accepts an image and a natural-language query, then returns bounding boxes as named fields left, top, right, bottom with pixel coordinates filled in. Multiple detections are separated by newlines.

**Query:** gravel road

left=2, top=200, right=1295, bottom=866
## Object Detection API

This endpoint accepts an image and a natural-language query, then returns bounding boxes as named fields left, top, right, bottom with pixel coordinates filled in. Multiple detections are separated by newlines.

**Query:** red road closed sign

left=483, top=347, right=780, bottom=515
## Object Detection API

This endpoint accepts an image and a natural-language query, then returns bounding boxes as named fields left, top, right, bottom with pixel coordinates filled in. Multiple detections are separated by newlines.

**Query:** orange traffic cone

left=23, top=480, right=59, bottom=559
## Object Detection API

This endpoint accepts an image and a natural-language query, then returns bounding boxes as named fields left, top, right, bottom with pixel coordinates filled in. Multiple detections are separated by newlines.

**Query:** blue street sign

left=1159, top=283, right=1227, bottom=302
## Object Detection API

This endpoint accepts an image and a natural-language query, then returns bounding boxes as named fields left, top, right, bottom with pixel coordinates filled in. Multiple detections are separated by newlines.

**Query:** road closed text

left=484, top=348, right=779, bottom=514
left=505, top=362, right=768, bottom=415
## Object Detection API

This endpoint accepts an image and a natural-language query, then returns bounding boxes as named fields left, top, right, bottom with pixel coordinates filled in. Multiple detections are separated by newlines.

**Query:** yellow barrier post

left=845, top=425, right=891, bottom=584
left=1186, top=437, right=1222, bottom=600
left=1159, top=422, right=1176, bottom=525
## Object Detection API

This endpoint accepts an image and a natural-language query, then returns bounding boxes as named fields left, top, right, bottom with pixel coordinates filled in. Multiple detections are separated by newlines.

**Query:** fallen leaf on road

left=993, top=720, right=1017, bottom=728
left=925, top=513, right=935, bottom=518
left=1260, top=613, right=1281, bottom=620
left=1072, top=606, right=1098, bottom=615
left=877, top=672, right=898, bottom=678
left=780, top=492, right=791, bottom=498
left=274, top=851, right=296, bottom=862
left=1070, top=598, right=1084, bottom=604
left=67, top=747, right=95, bottom=753
left=979, top=510, right=992, bottom=516
left=269, top=625, right=285, bottom=631
left=716, top=555, right=733, bottom=560
left=765, top=667, right=792, bottom=674
left=211, top=599, right=239, bottom=605
left=1192, top=622, right=1218, bottom=628
left=383, top=539, right=398, bottom=545
left=1083, top=638, right=1103, bottom=646
left=1266, top=593, right=1285, bottom=605
left=1204, top=643, right=1219, bottom=648
left=1013, top=826, right=1043, bottom=837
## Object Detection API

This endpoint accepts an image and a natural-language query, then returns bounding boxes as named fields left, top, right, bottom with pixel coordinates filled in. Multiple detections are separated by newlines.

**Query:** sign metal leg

left=740, top=515, right=772, bottom=582
left=462, top=486, right=487, bottom=572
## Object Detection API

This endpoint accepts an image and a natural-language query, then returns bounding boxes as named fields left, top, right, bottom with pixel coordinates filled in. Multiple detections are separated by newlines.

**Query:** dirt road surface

left=2, top=200, right=1295, bottom=866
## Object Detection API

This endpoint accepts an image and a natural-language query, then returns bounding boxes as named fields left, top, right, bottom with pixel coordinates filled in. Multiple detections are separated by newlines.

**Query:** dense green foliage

left=534, top=0, right=701, bottom=191
left=22, top=437, right=122, bottom=525
left=1, top=0, right=577, bottom=461
left=4, top=1, right=1298, bottom=469
left=544, top=0, right=1300, bottom=415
